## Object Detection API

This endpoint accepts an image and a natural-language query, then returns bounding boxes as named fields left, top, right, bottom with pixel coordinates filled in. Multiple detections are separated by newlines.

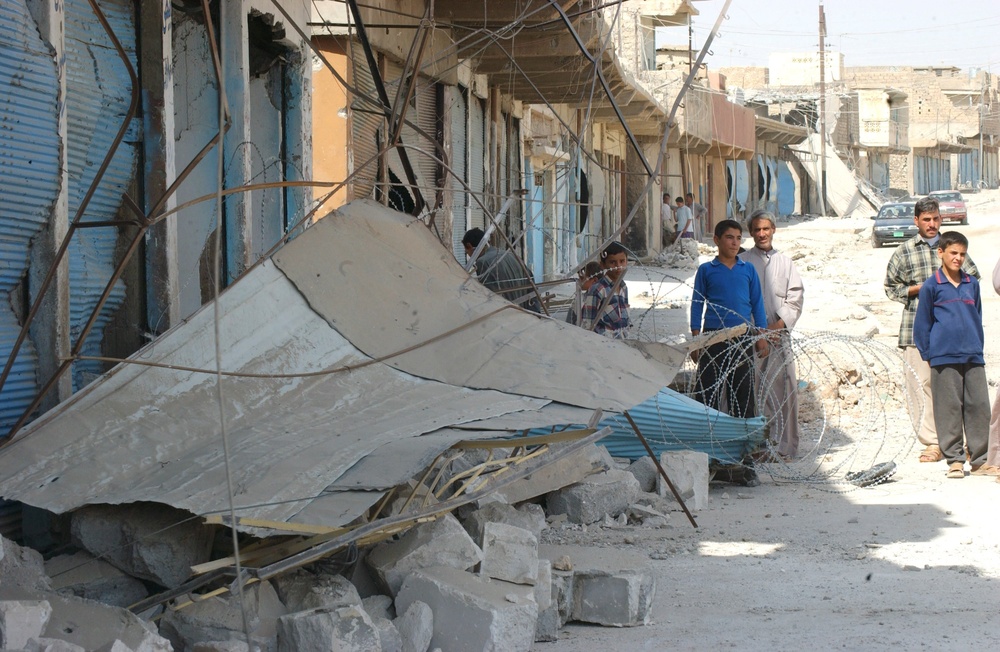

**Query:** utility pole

left=818, top=2, right=828, bottom=216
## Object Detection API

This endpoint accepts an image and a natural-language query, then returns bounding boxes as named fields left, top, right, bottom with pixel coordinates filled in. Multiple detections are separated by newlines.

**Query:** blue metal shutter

left=0, top=0, right=60, bottom=433
left=64, top=0, right=139, bottom=390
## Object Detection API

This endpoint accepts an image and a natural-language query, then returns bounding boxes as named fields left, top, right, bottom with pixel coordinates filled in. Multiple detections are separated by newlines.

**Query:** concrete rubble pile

left=0, top=445, right=712, bottom=650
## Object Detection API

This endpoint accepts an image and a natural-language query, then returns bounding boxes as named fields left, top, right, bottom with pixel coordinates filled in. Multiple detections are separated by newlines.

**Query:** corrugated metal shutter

left=0, top=0, right=60, bottom=433
left=449, top=86, right=468, bottom=260
left=349, top=41, right=383, bottom=201
left=469, top=95, right=486, bottom=230
left=65, top=0, right=139, bottom=390
left=383, top=59, right=439, bottom=212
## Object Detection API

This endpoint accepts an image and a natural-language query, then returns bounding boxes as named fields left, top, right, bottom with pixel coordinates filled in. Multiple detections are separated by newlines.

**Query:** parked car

left=927, top=190, right=968, bottom=225
left=871, top=202, right=917, bottom=248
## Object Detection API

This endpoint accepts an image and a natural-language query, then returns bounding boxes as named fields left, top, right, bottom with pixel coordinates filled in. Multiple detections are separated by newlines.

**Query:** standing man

left=686, top=192, right=708, bottom=240
left=462, top=228, right=541, bottom=312
left=661, top=192, right=676, bottom=247
left=740, top=210, right=805, bottom=459
left=674, top=196, right=694, bottom=241
left=884, top=196, right=979, bottom=463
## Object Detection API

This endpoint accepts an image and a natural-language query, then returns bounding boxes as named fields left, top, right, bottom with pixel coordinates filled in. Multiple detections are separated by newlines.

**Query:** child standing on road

left=580, top=242, right=631, bottom=339
left=913, top=231, right=991, bottom=479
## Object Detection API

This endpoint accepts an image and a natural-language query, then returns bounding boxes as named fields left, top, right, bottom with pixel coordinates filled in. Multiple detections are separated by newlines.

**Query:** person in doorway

left=661, top=192, right=677, bottom=247
left=691, top=220, right=769, bottom=419
left=913, top=232, right=991, bottom=478
left=566, top=261, right=603, bottom=326
left=739, top=210, right=804, bottom=460
left=462, top=228, right=541, bottom=312
left=884, top=196, right=979, bottom=463
left=580, top=242, right=631, bottom=339
left=686, top=192, right=708, bottom=240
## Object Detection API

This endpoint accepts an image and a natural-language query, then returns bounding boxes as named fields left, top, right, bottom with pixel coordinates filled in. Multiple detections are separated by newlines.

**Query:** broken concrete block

left=191, top=642, right=255, bottom=652
left=94, top=641, right=135, bottom=652
left=0, top=600, right=52, bottom=649
left=545, top=469, right=641, bottom=525
left=461, top=502, right=546, bottom=546
left=276, top=605, right=380, bottom=652
left=0, top=535, right=51, bottom=592
left=25, top=638, right=86, bottom=652
left=361, top=594, right=395, bottom=621
left=626, top=456, right=658, bottom=493
left=572, top=570, right=655, bottom=627
left=70, top=503, right=214, bottom=589
left=493, top=444, right=610, bottom=505
left=395, top=567, right=537, bottom=652
left=533, top=560, right=552, bottom=611
left=550, top=570, right=574, bottom=627
left=271, top=570, right=360, bottom=613
left=479, top=523, right=538, bottom=586
left=533, top=602, right=560, bottom=643
left=159, top=581, right=285, bottom=651
left=45, top=551, right=148, bottom=608
left=371, top=615, right=402, bottom=652
left=656, top=450, right=710, bottom=511
left=394, top=600, right=432, bottom=652
left=367, top=514, right=483, bottom=596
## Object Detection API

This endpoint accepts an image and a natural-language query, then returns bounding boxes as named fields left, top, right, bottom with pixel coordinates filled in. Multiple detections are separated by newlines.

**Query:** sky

left=657, top=0, right=1000, bottom=73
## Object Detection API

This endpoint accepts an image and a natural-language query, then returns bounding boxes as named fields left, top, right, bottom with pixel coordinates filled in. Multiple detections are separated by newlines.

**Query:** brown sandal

left=946, top=462, right=965, bottom=479
left=919, top=445, right=943, bottom=463
left=970, top=464, right=1000, bottom=476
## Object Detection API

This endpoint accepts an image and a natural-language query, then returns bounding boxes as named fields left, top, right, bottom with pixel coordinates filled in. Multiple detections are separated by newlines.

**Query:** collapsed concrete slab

left=462, top=503, right=546, bottom=545
left=656, top=450, right=710, bottom=511
left=70, top=503, right=214, bottom=589
left=395, top=566, right=537, bottom=652
left=276, top=605, right=380, bottom=652
left=271, top=570, right=360, bottom=613
left=479, top=523, right=538, bottom=586
left=45, top=551, right=148, bottom=608
left=393, top=600, right=432, bottom=652
left=367, top=514, right=483, bottom=596
left=159, top=581, right=286, bottom=652
left=0, top=600, right=52, bottom=649
left=546, top=469, right=641, bottom=525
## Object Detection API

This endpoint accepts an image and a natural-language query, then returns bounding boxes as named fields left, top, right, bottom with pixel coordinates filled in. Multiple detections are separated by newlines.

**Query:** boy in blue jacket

left=913, top=231, right=990, bottom=478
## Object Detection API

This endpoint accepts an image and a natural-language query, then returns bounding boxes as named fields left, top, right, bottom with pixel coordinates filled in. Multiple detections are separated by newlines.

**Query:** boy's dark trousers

left=930, top=362, right=990, bottom=466
left=694, top=336, right=757, bottom=419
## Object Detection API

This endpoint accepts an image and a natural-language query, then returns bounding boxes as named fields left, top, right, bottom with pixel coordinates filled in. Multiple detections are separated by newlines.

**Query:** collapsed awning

left=0, top=200, right=682, bottom=530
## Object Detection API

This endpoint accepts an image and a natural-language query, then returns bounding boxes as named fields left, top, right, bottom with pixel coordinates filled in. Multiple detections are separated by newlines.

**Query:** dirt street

left=543, top=191, right=1000, bottom=650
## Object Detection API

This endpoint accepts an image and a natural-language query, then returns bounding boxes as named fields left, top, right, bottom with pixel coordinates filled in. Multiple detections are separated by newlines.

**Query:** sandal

left=919, top=445, right=943, bottom=463
left=946, top=462, right=965, bottom=479
left=970, top=464, right=1000, bottom=476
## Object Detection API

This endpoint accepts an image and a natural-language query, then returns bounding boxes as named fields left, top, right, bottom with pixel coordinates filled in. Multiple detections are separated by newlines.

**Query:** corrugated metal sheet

left=0, top=0, right=60, bottom=433
left=469, top=95, right=486, bottom=230
left=349, top=41, right=382, bottom=201
left=384, top=59, right=440, bottom=212
left=64, top=0, right=139, bottom=390
left=449, top=85, right=468, bottom=261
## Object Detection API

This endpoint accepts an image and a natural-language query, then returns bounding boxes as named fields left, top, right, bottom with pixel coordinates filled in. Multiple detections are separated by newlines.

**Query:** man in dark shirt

left=462, top=228, right=540, bottom=312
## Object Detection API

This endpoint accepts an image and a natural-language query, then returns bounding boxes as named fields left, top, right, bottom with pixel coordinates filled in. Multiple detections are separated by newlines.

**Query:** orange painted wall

left=312, top=37, right=349, bottom=215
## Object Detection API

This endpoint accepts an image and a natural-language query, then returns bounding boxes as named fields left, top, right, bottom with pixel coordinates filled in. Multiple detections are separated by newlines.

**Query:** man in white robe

left=739, top=210, right=805, bottom=458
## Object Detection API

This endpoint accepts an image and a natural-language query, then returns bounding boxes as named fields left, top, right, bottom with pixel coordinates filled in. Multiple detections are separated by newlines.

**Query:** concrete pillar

left=221, top=0, right=253, bottom=284
left=25, top=0, right=72, bottom=410
left=283, top=41, right=313, bottom=240
left=139, top=0, right=180, bottom=334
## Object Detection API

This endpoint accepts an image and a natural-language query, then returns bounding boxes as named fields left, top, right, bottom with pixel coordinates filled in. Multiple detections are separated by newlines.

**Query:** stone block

left=25, top=638, right=86, bottom=652
left=1, top=535, right=50, bottom=592
left=45, top=551, right=148, bottom=608
left=367, top=514, right=483, bottom=596
left=656, top=450, right=710, bottom=511
left=545, top=469, right=641, bottom=525
left=394, top=600, right=432, bottom=652
left=626, top=456, right=658, bottom=493
left=94, top=641, right=135, bottom=652
left=395, top=567, right=537, bottom=652
left=533, top=603, right=560, bottom=643
left=159, top=581, right=285, bottom=652
left=572, top=570, right=655, bottom=627
left=0, top=600, right=52, bottom=649
left=191, top=642, right=256, bottom=652
left=361, top=594, right=395, bottom=621
left=479, top=523, right=538, bottom=586
left=533, top=561, right=552, bottom=611
left=550, top=571, right=574, bottom=627
left=271, top=570, right=360, bottom=613
left=372, top=615, right=402, bottom=652
left=461, top=502, right=546, bottom=546
left=276, top=605, right=380, bottom=652
left=70, top=504, right=214, bottom=589
left=493, top=444, right=610, bottom=505
left=21, top=591, right=171, bottom=652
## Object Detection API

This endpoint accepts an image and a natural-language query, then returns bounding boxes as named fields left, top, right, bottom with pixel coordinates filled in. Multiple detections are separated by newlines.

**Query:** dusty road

left=543, top=191, right=1000, bottom=651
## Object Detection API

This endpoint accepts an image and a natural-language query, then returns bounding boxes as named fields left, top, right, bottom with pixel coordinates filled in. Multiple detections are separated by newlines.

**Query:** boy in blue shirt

left=691, top=220, right=769, bottom=419
left=913, top=231, right=990, bottom=478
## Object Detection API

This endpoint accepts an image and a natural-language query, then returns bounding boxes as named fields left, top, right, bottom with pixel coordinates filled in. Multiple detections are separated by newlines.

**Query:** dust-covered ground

left=543, top=191, right=1000, bottom=650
